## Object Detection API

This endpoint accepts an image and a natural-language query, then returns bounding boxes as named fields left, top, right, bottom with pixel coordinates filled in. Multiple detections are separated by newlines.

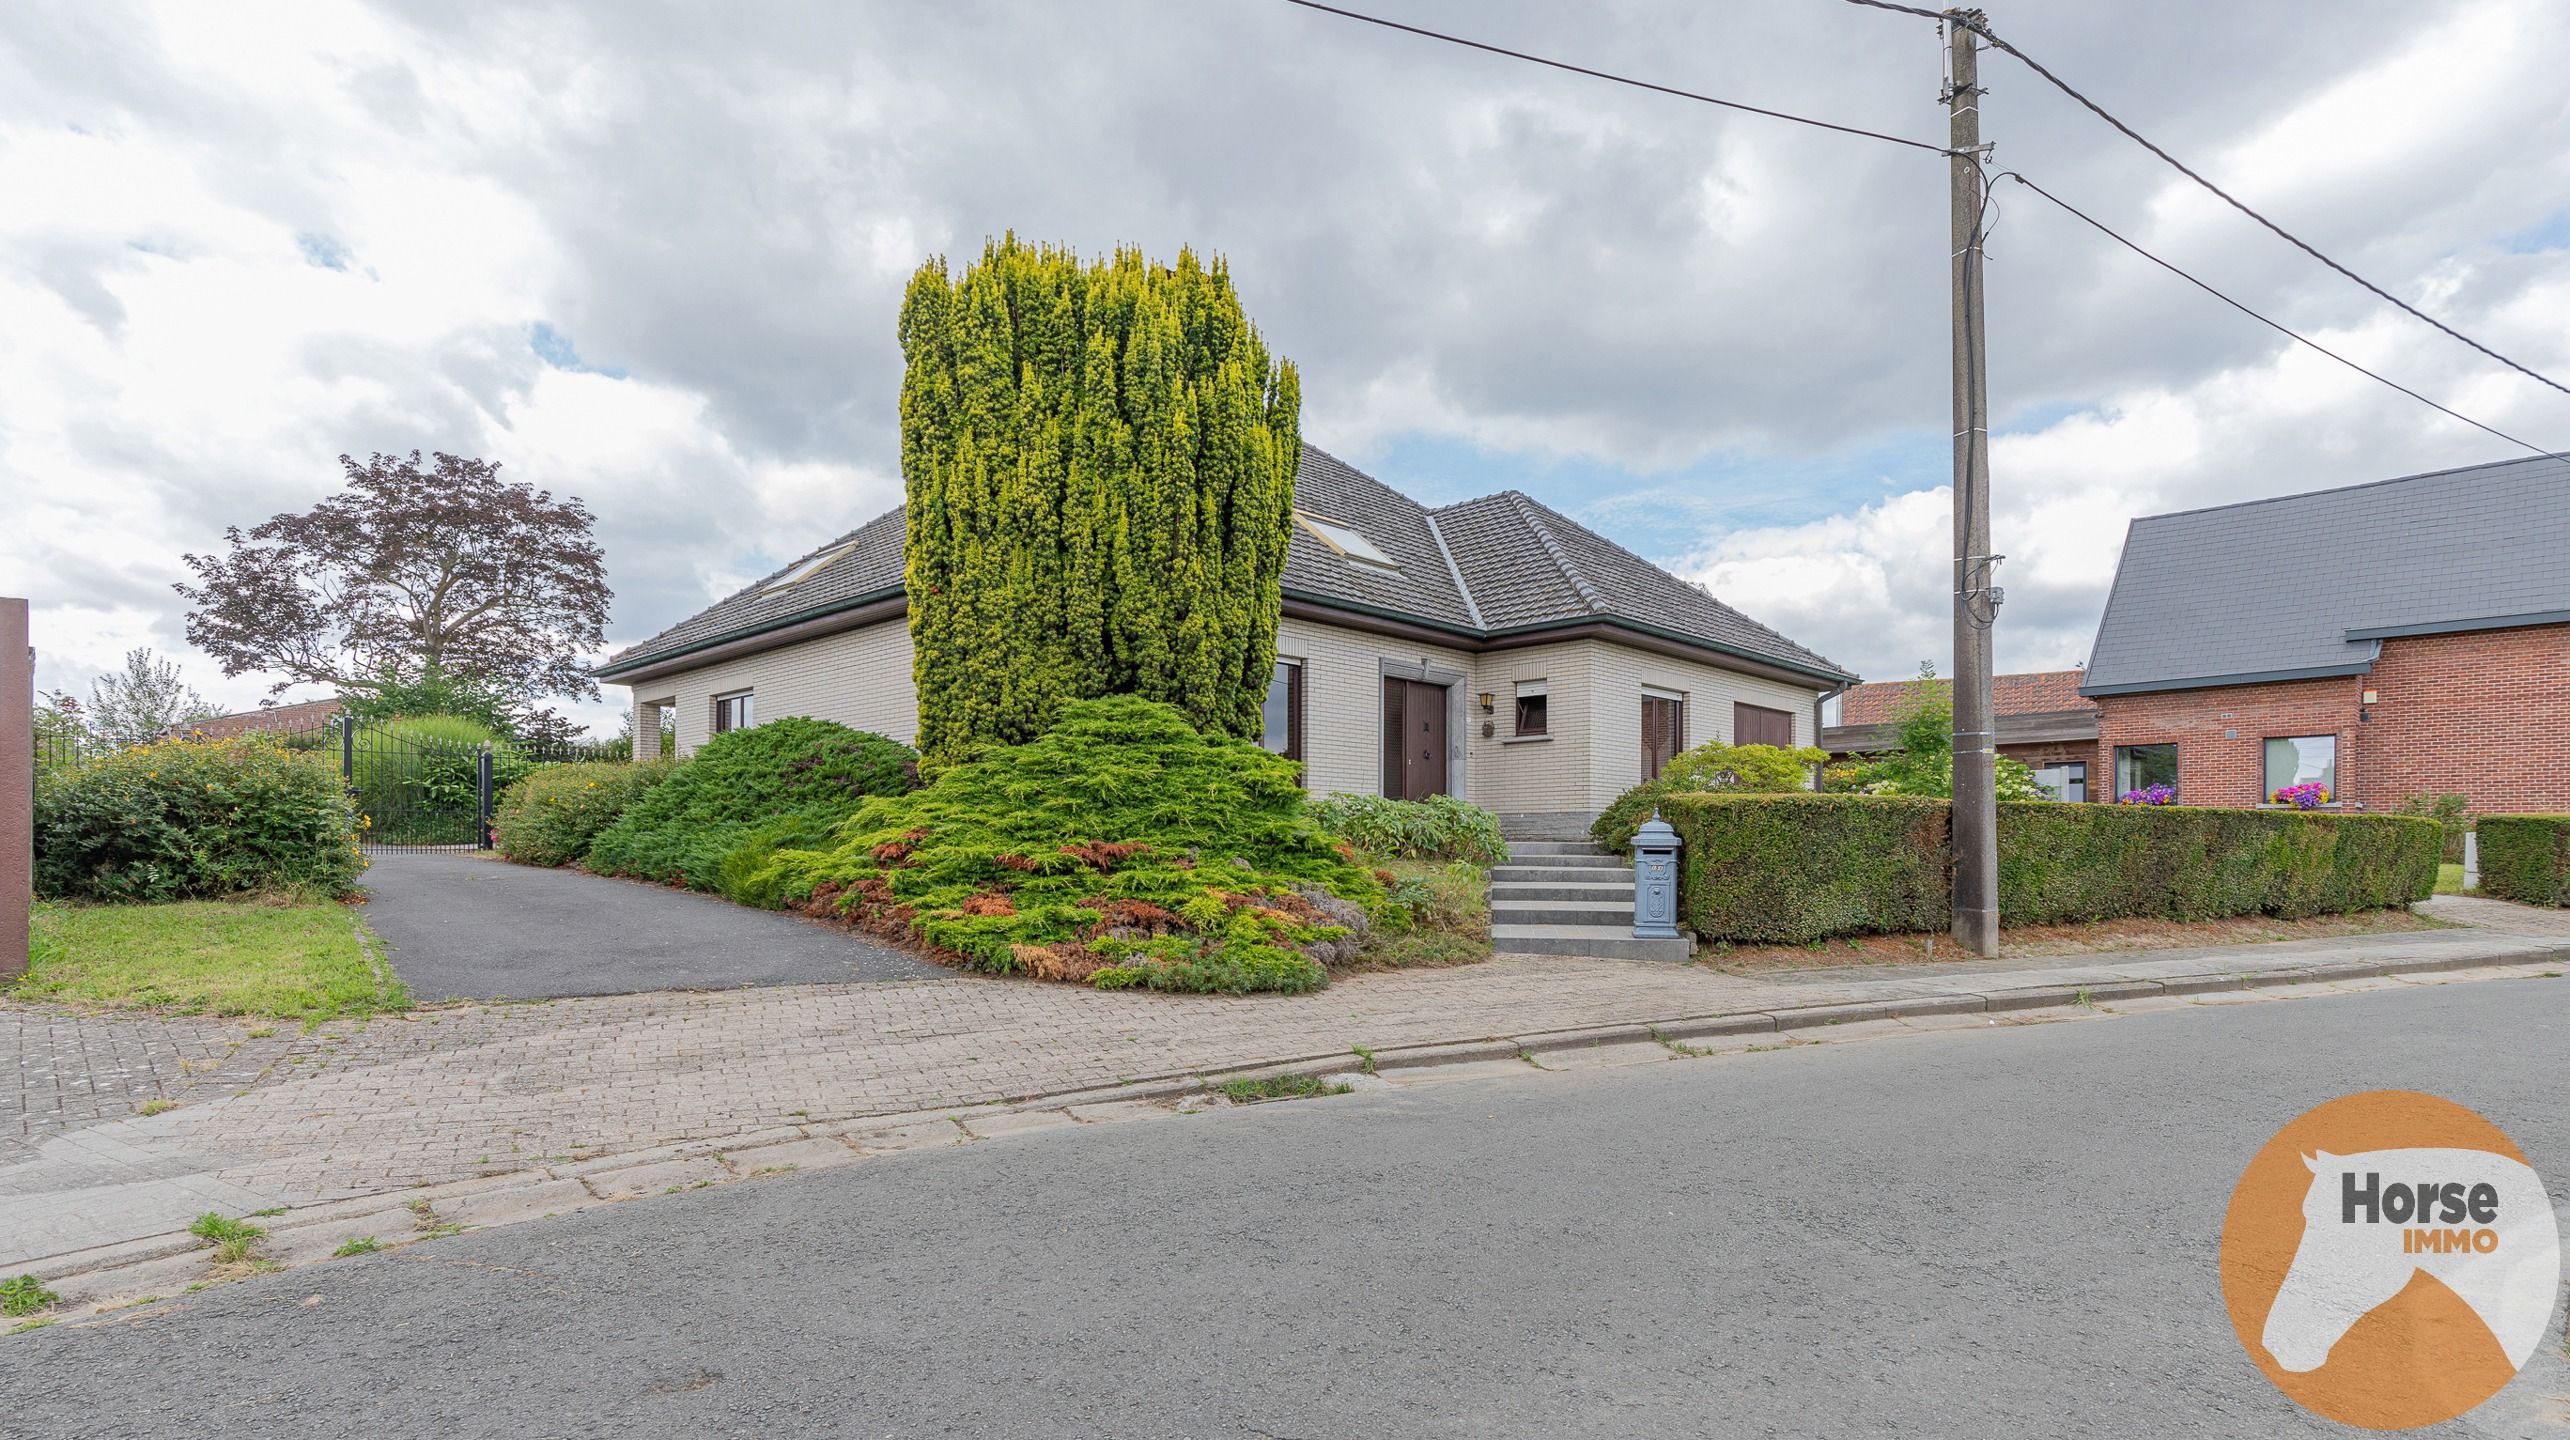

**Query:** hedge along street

left=2476, top=815, right=2570, bottom=906
left=4, top=897, right=2564, bottom=1281
left=1661, top=793, right=2444, bottom=945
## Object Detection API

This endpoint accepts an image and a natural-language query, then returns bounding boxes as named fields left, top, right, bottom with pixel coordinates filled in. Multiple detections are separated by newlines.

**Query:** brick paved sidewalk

left=6, top=896, right=2567, bottom=1270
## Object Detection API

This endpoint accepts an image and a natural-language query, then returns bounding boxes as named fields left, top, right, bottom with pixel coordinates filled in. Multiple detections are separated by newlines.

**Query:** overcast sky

left=8, top=0, right=2569, bottom=734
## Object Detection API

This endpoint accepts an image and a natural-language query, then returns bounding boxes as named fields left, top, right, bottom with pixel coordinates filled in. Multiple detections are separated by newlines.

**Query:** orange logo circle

left=2219, top=1090, right=2561, bottom=1429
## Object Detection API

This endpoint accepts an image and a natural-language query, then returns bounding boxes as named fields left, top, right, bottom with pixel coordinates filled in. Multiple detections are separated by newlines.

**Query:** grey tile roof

left=2082, top=453, right=2570, bottom=695
left=605, top=443, right=1855, bottom=683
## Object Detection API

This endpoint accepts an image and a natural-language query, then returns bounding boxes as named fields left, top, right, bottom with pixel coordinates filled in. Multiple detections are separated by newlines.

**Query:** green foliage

left=34, top=735, right=363, bottom=902
left=1660, top=792, right=2441, bottom=944
left=1836, top=666, right=2047, bottom=802
left=1361, top=859, right=1491, bottom=968
left=1310, top=793, right=1508, bottom=863
left=1591, top=742, right=1825, bottom=852
left=2395, top=792, right=2473, bottom=864
left=1, top=1275, right=60, bottom=1319
left=347, top=715, right=527, bottom=846
left=586, top=718, right=917, bottom=889
left=340, top=669, right=520, bottom=735
left=1215, top=1074, right=1349, bottom=1102
left=900, top=237, right=1301, bottom=768
left=724, top=696, right=1382, bottom=994
left=2475, top=815, right=2570, bottom=906
left=187, top=1212, right=266, bottom=1265
left=491, top=760, right=674, bottom=868
left=17, top=897, right=408, bottom=1019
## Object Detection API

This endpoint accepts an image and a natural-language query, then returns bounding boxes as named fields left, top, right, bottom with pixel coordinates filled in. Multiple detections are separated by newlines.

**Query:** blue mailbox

left=1631, top=810, right=1682, bottom=940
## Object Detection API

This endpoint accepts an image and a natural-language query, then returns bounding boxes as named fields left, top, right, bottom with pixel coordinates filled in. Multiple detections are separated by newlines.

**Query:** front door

left=1641, top=695, right=1685, bottom=780
left=1381, top=678, right=1450, bottom=800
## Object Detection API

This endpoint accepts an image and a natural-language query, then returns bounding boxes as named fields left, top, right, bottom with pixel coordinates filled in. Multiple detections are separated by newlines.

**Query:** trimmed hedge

left=492, top=760, right=674, bottom=868
left=1660, top=793, right=2441, bottom=944
left=586, top=718, right=917, bottom=889
left=34, top=734, right=364, bottom=901
left=2477, top=815, right=2570, bottom=906
left=1311, top=793, right=1507, bottom=863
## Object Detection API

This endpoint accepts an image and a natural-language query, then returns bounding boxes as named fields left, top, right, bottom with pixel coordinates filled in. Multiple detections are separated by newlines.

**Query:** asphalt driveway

left=360, top=850, right=947, bottom=1000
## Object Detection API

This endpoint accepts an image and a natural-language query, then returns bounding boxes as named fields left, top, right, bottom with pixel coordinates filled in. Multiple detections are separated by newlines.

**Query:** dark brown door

left=1381, top=678, right=1450, bottom=799
left=1641, top=695, right=1685, bottom=780
left=1733, top=701, right=1794, bottom=748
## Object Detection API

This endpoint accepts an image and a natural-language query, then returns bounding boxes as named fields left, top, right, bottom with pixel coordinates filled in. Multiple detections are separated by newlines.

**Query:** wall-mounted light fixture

left=1476, top=692, right=1495, bottom=713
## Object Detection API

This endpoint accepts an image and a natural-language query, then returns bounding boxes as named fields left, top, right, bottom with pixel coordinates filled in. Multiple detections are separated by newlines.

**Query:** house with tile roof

left=1822, top=669, right=2100, bottom=801
left=2080, top=454, right=2570, bottom=812
left=596, top=444, right=1857, bottom=831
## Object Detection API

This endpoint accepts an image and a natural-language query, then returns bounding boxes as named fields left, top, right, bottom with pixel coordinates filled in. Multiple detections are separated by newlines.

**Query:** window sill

left=2257, top=802, right=2354, bottom=811
left=1499, top=734, right=1554, bottom=745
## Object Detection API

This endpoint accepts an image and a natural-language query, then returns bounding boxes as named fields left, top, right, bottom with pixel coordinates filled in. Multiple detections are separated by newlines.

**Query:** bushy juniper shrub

left=491, top=760, right=674, bottom=868
left=586, top=718, right=916, bottom=889
left=34, top=734, right=364, bottom=901
left=1310, top=793, right=1507, bottom=863
left=723, top=696, right=1384, bottom=994
left=1591, top=741, right=1827, bottom=853
left=2475, top=815, right=2570, bottom=906
left=1661, top=792, right=2441, bottom=944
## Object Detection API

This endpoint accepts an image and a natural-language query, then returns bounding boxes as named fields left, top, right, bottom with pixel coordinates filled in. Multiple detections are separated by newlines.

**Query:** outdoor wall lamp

left=1476, top=692, right=1495, bottom=712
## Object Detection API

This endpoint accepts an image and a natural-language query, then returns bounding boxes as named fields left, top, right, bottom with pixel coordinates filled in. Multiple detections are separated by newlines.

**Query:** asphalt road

left=360, top=849, right=944, bottom=999
left=6, top=979, right=2565, bottom=1439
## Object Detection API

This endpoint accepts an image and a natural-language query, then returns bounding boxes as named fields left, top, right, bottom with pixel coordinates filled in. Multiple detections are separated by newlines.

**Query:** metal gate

left=338, top=719, right=621, bottom=852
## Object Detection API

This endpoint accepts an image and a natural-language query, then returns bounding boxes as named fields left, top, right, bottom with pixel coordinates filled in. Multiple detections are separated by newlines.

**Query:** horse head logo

left=2261, top=1147, right=2558, bottom=1373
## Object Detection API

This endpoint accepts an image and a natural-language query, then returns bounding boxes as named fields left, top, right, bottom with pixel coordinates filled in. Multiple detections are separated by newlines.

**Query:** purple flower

left=2118, top=784, right=2176, bottom=806
left=2272, top=783, right=2331, bottom=810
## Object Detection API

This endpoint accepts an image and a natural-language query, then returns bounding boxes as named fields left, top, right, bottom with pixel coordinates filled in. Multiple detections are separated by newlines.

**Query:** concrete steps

left=1488, top=837, right=1692, bottom=963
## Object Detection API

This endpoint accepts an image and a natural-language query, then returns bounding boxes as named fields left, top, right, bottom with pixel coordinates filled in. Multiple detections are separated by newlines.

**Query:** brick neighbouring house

left=1822, top=669, right=2101, bottom=801
left=171, top=697, right=345, bottom=740
left=2079, top=454, right=2570, bottom=812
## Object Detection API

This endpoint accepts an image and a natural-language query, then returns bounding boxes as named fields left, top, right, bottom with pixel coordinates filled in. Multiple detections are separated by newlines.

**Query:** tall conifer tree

left=900, top=238, right=1300, bottom=765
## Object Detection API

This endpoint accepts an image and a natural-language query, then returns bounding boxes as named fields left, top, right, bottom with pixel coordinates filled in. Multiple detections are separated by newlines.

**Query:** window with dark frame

left=1732, top=701, right=1794, bottom=749
left=1260, top=660, right=1304, bottom=764
left=2114, top=743, right=2177, bottom=799
left=712, top=691, right=754, bottom=734
left=1513, top=679, right=1548, bottom=737
left=1641, top=694, right=1685, bottom=780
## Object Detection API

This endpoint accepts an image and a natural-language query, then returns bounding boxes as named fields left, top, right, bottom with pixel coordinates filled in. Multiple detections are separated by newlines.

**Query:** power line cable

left=2001, top=171, right=2557, bottom=458
left=1278, top=0, right=1950, bottom=154
left=1841, top=1, right=2570, bottom=398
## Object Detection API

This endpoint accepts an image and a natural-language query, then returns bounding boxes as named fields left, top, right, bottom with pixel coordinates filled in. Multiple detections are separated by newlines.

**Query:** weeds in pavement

left=2, top=1275, right=60, bottom=1319
left=6, top=1318, right=56, bottom=1336
left=1214, top=1074, right=1350, bottom=1104
left=332, top=1237, right=381, bottom=1257
left=1351, top=1044, right=1378, bottom=1075
left=188, top=1212, right=265, bottom=1265
left=136, top=1099, right=175, bottom=1117
left=2074, top=986, right=2096, bottom=1009
left=1650, top=1026, right=1711, bottom=1058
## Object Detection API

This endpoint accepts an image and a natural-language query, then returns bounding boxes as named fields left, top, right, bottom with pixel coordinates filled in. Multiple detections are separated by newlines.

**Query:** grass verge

left=2435, top=862, right=2467, bottom=895
left=14, top=895, right=410, bottom=1021
left=1215, top=1074, right=1351, bottom=1103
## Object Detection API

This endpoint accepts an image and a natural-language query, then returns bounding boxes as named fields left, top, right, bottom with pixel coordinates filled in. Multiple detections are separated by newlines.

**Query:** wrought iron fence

left=33, top=713, right=632, bottom=853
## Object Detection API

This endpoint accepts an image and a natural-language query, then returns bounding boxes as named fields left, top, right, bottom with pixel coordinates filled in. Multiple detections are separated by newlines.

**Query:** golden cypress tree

left=901, top=239, right=1297, bottom=765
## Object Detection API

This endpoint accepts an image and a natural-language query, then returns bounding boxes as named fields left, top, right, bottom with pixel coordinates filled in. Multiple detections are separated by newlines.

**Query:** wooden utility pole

left=1946, top=11, right=2001, bottom=955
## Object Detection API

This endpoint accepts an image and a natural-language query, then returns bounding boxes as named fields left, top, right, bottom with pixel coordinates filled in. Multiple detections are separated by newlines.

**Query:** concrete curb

left=13, top=940, right=2566, bottom=1319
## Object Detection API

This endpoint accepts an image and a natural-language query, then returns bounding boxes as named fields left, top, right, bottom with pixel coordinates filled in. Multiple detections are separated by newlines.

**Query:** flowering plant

left=2117, top=783, right=2176, bottom=806
left=2272, top=782, right=2331, bottom=809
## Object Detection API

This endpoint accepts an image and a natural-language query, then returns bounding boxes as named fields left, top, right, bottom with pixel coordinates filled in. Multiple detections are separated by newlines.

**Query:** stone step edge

left=16, top=943, right=2564, bottom=1306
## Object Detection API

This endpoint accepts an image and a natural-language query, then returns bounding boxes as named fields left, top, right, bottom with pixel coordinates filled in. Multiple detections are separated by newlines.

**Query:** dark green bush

left=2395, top=793, right=2473, bottom=863
left=492, top=760, right=673, bottom=868
left=585, top=718, right=916, bottom=889
left=2476, top=815, right=2570, bottom=906
left=1660, top=793, right=2441, bottom=944
left=1311, top=793, right=1507, bottom=863
left=724, top=696, right=1383, bottom=994
left=34, top=735, right=364, bottom=901
left=1590, top=742, right=1826, bottom=853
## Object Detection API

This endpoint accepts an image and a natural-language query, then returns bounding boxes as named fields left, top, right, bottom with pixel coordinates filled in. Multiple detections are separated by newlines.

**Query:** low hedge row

left=1659, top=793, right=2441, bottom=944
left=2476, top=815, right=2570, bottom=906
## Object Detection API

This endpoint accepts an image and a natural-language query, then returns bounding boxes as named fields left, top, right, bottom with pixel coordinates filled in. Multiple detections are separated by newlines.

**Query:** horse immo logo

left=2221, top=1091, right=2562, bottom=1430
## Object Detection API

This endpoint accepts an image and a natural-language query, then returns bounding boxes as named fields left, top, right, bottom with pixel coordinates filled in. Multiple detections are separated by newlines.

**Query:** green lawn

left=2435, top=863, right=2467, bottom=896
left=16, top=897, right=410, bottom=1021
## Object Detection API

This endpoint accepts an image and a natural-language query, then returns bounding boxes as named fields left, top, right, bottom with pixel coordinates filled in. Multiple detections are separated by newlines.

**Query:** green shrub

left=491, top=760, right=674, bottom=868
left=1660, top=793, right=2440, bottom=944
left=34, top=734, right=364, bottom=901
left=586, top=717, right=917, bottom=889
left=724, top=696, right=1383, bottom=994
left=1311, top=793, right=1507, bottom=863
left=1591, top=742, right=1824, bottom=853
left=2476, top=815, right=2570, bottom=906
left=2395, top=792, right=2473, bottom=864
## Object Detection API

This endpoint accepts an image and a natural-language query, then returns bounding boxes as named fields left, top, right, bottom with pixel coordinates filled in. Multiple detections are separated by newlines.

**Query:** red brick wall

left=2090, top=624, right=2570, bottom=813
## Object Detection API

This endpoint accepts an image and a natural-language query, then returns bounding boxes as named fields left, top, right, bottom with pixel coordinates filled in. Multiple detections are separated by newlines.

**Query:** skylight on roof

left=1295, top=511, right=1400, bottom=572
left=764, top=542, right=853, bottom=593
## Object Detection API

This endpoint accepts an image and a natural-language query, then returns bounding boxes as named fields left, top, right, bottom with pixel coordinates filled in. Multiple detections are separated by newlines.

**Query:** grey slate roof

left=2082, top=453, right=2570, bottom=696
left=603, top=443, right=1855, bottom=683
